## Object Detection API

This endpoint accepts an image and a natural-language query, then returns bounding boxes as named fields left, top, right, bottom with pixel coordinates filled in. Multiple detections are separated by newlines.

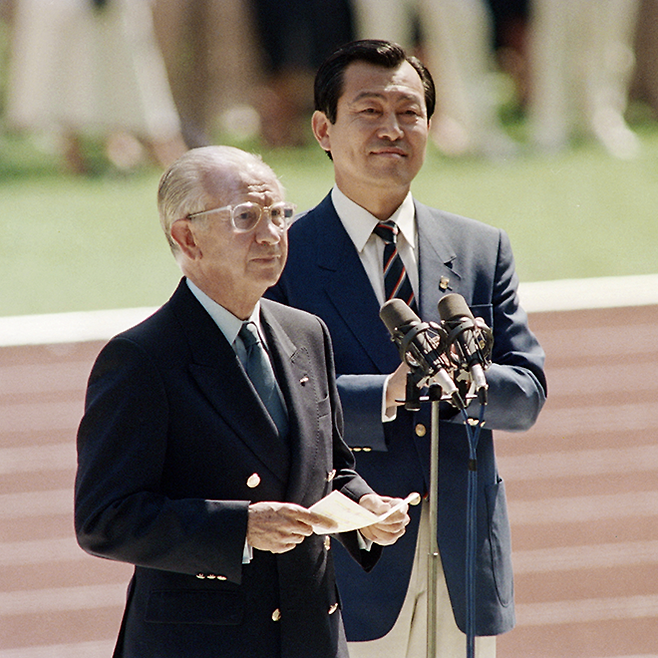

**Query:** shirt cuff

left=382, top=373, right=398, bottom=423
left=357, top=531, right=374, bottom=552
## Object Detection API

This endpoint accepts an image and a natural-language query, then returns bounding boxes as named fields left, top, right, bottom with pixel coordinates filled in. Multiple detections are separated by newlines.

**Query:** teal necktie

left=238, top=322, right=289, bottom=437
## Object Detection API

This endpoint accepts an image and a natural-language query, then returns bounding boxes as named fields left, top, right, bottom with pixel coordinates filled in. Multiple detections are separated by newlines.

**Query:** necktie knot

left=239, top=321, right=261, bottom=353
left=373, top=221, right=399, bottom=244
left=373, top=221, right=417, bottom=312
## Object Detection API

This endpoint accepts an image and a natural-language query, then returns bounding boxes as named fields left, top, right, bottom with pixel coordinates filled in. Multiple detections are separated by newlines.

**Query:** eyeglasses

left=187, top=201, right=296, bottom=233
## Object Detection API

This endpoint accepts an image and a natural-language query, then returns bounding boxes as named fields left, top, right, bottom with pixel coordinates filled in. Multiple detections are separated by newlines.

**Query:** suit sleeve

left=336, top=373, right=391, bottom=451
left=460, top=228, right=547, bottom=431
left=74, top=337, right=249, bottom=584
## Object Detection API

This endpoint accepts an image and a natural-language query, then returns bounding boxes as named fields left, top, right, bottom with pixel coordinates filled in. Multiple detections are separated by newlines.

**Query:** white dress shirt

left=331, top=186, right=419, bottom=307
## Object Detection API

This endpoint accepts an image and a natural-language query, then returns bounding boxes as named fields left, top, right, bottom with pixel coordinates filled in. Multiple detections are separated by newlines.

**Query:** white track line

left=1, top=274, right=657, bottom=347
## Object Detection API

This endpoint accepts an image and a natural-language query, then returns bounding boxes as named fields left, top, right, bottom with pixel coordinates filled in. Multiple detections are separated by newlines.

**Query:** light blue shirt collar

left=185, top=279, right=261, bottom=346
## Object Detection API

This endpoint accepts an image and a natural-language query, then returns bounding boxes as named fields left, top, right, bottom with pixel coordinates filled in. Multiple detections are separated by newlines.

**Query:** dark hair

left=314, top=39, right=436, bottom=124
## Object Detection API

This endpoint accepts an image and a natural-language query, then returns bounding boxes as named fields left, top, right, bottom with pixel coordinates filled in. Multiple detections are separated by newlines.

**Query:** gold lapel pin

left=439, top=276, right=450, bottom=291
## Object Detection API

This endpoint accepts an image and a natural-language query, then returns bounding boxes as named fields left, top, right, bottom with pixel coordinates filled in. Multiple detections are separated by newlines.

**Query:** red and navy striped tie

left=374, top=221, right=417, bottom=312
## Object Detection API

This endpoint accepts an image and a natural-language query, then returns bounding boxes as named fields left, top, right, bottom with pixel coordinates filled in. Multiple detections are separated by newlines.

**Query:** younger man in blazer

left=268, top=40, right=547, bottom=657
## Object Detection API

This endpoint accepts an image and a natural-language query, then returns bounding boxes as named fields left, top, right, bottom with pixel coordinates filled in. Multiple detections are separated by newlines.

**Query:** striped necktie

left=238, top=322, right=289, bottom=437
left=373, top=221, right=417, bottom=312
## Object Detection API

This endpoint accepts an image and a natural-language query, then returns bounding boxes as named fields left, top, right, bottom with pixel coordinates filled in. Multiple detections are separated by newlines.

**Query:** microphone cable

left=460, top=404, right=486, bottom=658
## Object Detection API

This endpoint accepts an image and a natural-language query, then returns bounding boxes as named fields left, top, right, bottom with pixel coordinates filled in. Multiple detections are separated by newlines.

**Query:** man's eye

left=235, top=208, right=259, bottom=226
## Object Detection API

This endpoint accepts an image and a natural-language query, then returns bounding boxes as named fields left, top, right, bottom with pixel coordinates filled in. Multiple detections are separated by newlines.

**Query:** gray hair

left=157, top=146, right=283, bottom=256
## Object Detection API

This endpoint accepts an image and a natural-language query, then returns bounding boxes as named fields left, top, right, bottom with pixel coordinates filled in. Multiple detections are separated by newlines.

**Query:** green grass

left=2, top=115, right=658, bottom=317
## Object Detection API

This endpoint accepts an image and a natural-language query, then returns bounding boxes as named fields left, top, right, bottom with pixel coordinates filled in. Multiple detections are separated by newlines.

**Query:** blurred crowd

left=1, top=0, right=657, bottom=173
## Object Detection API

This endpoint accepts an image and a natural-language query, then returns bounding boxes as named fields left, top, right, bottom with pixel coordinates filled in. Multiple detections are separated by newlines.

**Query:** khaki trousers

left=348, top=501, right=496, bottom=658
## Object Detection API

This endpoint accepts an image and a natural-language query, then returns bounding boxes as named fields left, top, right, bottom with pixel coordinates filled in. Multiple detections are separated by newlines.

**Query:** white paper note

left=309, top=491, right=420, bottom=534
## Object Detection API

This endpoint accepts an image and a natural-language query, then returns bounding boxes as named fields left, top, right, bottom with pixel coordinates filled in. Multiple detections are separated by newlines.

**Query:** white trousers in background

left=528, top=0, right=641, bottom=157
left=348, top=500, right=496, bottom=658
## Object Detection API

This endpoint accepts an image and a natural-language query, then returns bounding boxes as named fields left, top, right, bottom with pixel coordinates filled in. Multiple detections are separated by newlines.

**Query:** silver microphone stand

left=405, top=374, right=464, bottom=658
left=426, top=383, right=443, bottom=658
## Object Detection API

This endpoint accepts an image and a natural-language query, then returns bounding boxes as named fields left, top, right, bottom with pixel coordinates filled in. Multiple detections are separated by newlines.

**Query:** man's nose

left=378, top=111, right=404, bottom=140
left=254, top=214, right=282, bottom=243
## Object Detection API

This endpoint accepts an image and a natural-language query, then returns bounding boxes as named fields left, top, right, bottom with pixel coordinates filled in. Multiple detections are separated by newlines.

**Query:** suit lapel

left=416, top=201, right=461, bottom=323
left=260, top=304, right=317, bottom=505
left=170, top=282, right=290, bottom=483
left=315, top=197, right=401, bottom=373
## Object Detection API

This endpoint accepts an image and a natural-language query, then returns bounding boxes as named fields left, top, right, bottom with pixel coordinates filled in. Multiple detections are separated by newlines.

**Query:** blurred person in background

left=151, top=0, right=261, bottom=149
left=488, top=0, right=531, bottom=110
left=6, top=0, right=186, bottom=173
left=528, top=0, right=641, bottom=158
left=249, top=0, right=355, bottom=147
left=630, top=0, right=658, bottom=119
left=352, top=0, right=519, bottom=158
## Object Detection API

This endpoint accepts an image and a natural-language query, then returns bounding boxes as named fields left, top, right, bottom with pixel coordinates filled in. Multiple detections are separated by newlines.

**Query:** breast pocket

left=317, top=392, right=331, bottom=419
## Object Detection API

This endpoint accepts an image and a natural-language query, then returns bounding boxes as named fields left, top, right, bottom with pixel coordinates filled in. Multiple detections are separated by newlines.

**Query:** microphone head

left=438, top=293, right=474, bottom=323
left=380, top=298, right=421, bottom=335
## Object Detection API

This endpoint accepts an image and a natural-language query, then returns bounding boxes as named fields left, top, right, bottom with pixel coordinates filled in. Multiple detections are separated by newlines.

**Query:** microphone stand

left=403, top=372, right=449, bottom=658
left=426, top=382, right=443, bottom=658
left=383, top=299, right=491, bottom=658
left=406, top=373, right=483, bottom=658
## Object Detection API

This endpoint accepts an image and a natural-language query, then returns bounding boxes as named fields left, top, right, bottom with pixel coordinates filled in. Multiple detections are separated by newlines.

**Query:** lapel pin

left=439, top=276, right=450, bottom=291
left=299, top=376, right=309, bottom=386
left=246, top=473, right=261, bottom=488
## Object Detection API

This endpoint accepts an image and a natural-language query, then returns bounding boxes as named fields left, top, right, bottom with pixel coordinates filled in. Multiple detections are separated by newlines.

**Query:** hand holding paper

left=358, top=492, right=418, bottom=546
left=309, top=491, right=419, bottom=542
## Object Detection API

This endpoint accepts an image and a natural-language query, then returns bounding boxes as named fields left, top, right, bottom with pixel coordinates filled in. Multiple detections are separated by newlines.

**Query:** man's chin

left=250, top=262, right=285, bottom=286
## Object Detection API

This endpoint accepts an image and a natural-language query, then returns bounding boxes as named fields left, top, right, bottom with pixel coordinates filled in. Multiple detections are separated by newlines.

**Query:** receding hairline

left=160, top=147, right=282, bottom=209
left=157, top=146, right=284, bottom=255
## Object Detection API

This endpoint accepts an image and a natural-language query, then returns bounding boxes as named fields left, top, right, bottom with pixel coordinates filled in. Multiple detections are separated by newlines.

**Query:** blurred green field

left=1, top=117, right=657, bottom=317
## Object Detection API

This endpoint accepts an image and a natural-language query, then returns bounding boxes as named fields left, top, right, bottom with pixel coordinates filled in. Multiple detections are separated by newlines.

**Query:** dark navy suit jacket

left=267, top=194, right=547, bottom=640
left=75, top=280, right=380, bottom=658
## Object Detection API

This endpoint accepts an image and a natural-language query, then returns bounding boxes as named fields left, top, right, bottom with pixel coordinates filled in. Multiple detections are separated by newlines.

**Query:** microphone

left=437, top=294, right=493, bottom=405
left=379, top=299, right=465, bottom=409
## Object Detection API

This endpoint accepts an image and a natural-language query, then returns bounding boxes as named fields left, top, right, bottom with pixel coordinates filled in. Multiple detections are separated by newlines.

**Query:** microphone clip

left=393, top=320, right=449, bottom=376
left=444, top=316, right=493, bottom=368
left=445, top=317, right=493, bottom=406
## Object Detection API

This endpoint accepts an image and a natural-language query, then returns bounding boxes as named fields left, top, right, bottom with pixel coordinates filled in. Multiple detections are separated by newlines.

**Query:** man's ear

left=170, top=219, right=202, bottom=260
left=311, top=110, right=332, bottom=153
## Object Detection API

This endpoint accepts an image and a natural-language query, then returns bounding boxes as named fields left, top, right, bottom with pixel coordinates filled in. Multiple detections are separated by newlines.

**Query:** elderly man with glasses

left=75, top=145, right=411, bottom=658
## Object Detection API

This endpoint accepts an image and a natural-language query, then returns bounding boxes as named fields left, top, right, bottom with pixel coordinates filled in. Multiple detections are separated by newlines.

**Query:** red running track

left=1, top=304, right=657, bottom=657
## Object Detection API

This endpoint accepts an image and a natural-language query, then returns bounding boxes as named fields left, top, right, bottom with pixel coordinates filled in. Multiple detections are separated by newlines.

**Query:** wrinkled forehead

left=201, top=162, right=284, bottom=206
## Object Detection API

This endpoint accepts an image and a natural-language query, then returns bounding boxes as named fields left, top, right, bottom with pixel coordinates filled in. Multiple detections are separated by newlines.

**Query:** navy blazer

left=267, top=194, right=547, bottom=640
left=75, top=280, right=380, bottom=658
